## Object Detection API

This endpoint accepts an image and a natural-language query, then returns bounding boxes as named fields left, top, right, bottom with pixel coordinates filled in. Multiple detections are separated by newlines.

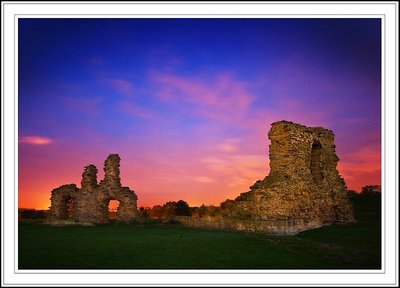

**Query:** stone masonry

left=49, top=154, right=138, bottom=224
left=221, top=120, right=355, bottom=225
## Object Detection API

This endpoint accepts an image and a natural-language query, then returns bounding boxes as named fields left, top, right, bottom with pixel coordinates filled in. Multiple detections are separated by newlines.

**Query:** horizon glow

left=18, top=18, right=381, bottom=210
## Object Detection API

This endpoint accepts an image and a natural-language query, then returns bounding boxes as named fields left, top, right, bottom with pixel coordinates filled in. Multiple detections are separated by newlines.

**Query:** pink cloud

left=107, top=79, right=134, bottom=96
left=19, top=136, right=53, bottom=145
left=216, top=138, right=240, bottom=153
left=337, top=143, right=381, bottom=191
left=150, top=71, right=254, bottom=122
left=201, top=153, right=267, bottom=192
left=194, top=176, right=215, bottom=183
left=119, top=100, right=157, bottom=120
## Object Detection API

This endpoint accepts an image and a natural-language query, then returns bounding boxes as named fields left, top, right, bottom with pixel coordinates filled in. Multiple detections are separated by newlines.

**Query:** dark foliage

left=175, top=200, right=192, bottom=216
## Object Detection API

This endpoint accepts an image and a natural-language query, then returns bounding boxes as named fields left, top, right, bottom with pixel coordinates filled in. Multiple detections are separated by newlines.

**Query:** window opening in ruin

left=108, top=199, right=120, bottom=220
left=310, top=141, right=324, bottom=184
left=65, top=197, right=73, bottom=219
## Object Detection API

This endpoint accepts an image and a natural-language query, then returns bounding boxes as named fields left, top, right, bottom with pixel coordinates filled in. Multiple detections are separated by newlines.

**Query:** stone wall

left=49, top=154, right=138, bottom=224
left=171, top=216, right=323, bottom=235
left=220, top=120, right=355, bottom=225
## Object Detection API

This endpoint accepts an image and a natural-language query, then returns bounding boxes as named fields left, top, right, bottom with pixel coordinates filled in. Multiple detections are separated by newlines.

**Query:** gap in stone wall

left=310, top=141, right=324, bottom=184
left=108, top=199, right=120, bottom=220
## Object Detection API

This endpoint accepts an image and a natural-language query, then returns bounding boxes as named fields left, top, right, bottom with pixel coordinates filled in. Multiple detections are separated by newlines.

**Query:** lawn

left=18, top=195, right=381, bottom=269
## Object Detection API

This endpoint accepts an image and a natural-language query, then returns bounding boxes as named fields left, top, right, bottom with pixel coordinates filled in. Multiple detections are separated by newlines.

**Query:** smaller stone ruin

left=48, top=154, right=138, bottom=224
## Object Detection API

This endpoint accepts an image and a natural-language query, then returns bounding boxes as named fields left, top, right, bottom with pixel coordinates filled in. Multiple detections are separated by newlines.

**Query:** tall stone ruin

left=222, top=120, right=355, bottom=224
left=49, top=154, right=138, bottom=224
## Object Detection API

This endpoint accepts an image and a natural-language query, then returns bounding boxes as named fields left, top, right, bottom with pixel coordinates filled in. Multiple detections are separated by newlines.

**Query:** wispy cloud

left=194, top=176, right=215, bottom=183
left=216, top=138, right=240, bottom=153
left=150, top=71, right=255, bottom=122
left=119, top=100, right=157, bottom=120
left=19, top=136, right=53, bottom=145
left=201, top=153, right=267, bottom=192
left=337, top=143, right=381, bottom=190
left=107, top=79, right=134, bottom=96
left=339, top=145, right=381, bottom=172
left=104, top=78, right=156, bottom=120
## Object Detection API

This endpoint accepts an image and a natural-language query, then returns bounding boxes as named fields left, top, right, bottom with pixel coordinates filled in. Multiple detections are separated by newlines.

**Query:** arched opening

left=108, top=199, right=120, bottom=220
left=310, top=141, right=324, bottom=184
left=58, top=196, right=73, bottom=220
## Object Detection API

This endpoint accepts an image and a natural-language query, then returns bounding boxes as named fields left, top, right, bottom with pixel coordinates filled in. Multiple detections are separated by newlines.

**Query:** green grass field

left=18, top=195, right=381, bottom=269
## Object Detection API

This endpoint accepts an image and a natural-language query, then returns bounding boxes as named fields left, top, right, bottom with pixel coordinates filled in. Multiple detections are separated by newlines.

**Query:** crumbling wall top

left=102, top=154, right=121, bottom=187
left=81, top=165, right=98, bottom=189
left=268, top=120, right=338, bottom=177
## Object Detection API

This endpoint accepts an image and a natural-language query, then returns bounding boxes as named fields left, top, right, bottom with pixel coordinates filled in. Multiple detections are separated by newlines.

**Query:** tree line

left=138, top=200, right=224, bottom=219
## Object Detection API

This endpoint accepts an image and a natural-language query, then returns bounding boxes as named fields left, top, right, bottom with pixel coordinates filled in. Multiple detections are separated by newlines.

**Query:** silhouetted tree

left=353, top=185, right=381, bottom=221
left=163, top=201, right=177, bottom=218
left=175, top=200, right=191, bottom=216
left=347, top=189, right=358, bottom=198
left=191, top=204, right=222, bottom=218
left=19, top=209, right=48, bottom=219
left=361, top=185, right=381, bottom=196
left=148, top=202, right=178, bottom=219
left=149, top=205, right=164, bottom=219
left=197, top=204, right=207, bottom=217
left=138, top=207, right=151, bottom=218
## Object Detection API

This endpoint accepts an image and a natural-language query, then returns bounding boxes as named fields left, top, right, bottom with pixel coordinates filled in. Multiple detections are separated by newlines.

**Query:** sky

left=18, top=18, right=381, bottom=210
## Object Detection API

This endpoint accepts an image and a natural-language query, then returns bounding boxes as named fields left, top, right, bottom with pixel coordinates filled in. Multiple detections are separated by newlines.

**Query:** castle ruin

left=48, top=154, right=138, bottom=224
left=222, top=120, right=355, bottom=224
left=174, top=120, right=355, bottom=234
left=47, top=121, right=354, bottom=233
